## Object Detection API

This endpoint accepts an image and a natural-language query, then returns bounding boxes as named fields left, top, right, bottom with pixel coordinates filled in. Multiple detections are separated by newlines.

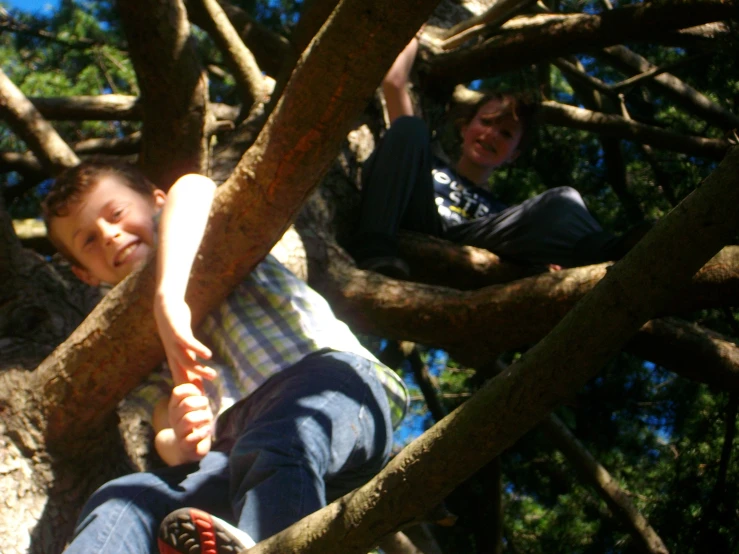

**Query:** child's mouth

left=115, top=241, right=139, bottom=266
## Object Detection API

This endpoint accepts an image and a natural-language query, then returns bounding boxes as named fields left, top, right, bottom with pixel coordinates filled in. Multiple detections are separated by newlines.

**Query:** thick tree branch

left=425, top=1, right=737, bottom=84
left=198, top=0, right=267, bottom=108
left=538, top=101, right=730, bottom=159
left=119, top=0, right=210, bottom=187
left=398, top=231, right=542, bottom=288
left=628, top=319, right=739, bottom=392
left=304, top=241, right=739, bottom=369
left=241, top=145, right=739, bottom=554
left=290, top=0, right=342, bottom=56
left=0, top=69, right=79, bottom=174
left=541, top=414, right=670, bottom=554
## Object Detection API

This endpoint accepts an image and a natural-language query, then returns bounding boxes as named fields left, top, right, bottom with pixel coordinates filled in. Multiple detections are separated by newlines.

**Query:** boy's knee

left=541, top=186, right=586, bottom=209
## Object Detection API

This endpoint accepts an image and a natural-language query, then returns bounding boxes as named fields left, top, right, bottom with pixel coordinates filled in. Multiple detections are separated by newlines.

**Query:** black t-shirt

left=431, top=156, right=508, bottom=227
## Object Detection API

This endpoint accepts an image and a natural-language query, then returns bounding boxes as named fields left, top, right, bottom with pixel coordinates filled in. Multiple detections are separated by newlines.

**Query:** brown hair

left=43, top=160, right=157, bottom=266
left=457, top=91, right=538, bottom=153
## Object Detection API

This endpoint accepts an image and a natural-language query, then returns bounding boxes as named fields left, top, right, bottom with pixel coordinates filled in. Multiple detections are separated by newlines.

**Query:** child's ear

left=153, top=189, right=166, bottom=210
left=71, top=265, right=101, bottom=287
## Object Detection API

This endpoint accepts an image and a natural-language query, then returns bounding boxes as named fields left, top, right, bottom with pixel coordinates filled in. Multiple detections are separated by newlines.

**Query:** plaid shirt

left=130, top=254, right=408, bottom=429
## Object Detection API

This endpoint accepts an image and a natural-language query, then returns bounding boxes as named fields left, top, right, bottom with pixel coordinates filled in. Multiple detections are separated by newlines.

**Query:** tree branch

left=598, top=45, right=739, bottom=131
left=628, top=318, right=739, bottom=391
left=425, top=1, right=737, bottom=83
left=186, top=0, right=292, bottom=78
left=0, top=69, right=79, bottom=174
left=538, top=101, right=730, bottom=159
left=25, top=95, right=239, bottom=122
left=555, top=59, right=645, bottom=223
left=197, top=0, right=267, bottom=108
left=290, top=0, right=342, bottom=56
left=541, top=414, right=669, bottom=554
left=118, top=0, right=210, bottom=187
left=438, top=0, right=538, bottom=50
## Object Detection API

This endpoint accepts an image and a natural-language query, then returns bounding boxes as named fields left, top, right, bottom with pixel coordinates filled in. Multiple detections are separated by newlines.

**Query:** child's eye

left=111, top=208, right=124, bottom=220
left=83, top=234, right=96, bottom=248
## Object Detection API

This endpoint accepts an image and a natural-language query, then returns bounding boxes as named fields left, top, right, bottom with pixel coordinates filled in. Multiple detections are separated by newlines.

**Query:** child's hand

left=164, top=382, right=214, bottom=463
left=154, top=294, right=217, bottom=386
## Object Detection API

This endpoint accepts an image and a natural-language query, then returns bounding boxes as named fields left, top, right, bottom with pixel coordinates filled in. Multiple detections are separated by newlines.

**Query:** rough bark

left=0, top=69, right=79, bottom=174
left=238, top=146, right=739, bottom=554
left=290, top=0, right=342, bottom=55
left=118, top=0, right=211, bottom=187
left=425, top=1, right=738, bottom=84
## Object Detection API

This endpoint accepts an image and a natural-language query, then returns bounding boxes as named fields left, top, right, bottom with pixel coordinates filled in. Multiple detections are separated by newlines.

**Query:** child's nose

left=97, top=220, right=120, bottom=242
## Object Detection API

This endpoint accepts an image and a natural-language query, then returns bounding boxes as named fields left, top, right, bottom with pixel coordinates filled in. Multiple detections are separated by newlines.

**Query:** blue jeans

left=64, top=351, right=393, bottom=553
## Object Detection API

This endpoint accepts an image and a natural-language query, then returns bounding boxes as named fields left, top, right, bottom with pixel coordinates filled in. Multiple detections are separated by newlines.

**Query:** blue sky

left=4, top=0, right=59, bottom=14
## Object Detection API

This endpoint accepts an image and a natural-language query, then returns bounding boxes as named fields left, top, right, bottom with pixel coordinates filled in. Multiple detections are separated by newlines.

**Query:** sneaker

left=158, top=507, right=256, bottom=554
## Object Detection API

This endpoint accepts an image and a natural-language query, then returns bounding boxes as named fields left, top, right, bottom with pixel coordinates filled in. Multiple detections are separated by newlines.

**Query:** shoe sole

left=158, top=507, right=247, bottom=554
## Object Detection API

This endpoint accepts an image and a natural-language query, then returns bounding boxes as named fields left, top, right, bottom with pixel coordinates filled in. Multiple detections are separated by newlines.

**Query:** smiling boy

left=45, top=161, right=408, bottom=553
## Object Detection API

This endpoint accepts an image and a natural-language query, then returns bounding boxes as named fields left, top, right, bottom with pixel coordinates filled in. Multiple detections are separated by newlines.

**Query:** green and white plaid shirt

left=131, top=254, right=408, bottom=429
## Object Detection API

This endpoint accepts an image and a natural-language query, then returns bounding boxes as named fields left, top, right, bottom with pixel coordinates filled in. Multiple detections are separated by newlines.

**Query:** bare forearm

left=382, top=37, right=419, bottom=123
left=156, top=174, right=216, bottom=302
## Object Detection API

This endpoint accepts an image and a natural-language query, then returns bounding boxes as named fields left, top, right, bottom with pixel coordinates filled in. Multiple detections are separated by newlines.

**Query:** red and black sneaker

left=158, top=507, right=255, bottom=554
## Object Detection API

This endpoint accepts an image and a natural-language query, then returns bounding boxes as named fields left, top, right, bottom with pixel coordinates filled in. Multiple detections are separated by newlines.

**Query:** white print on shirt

left=432, top=168, right=491, bottom=225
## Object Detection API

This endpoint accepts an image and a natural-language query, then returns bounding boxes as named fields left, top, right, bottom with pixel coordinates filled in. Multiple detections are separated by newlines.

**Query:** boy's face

left=460, top=98, right=524, bottom=170
left=50, top=174, right=166, bottom=286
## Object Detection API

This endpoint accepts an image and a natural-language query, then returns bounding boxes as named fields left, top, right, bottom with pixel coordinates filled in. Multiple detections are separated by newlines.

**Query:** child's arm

left=153, top=383, right=214, bottom=465
left=154, top=173, right=218, bottom=386
left=382, top=36, right=419, bottom=124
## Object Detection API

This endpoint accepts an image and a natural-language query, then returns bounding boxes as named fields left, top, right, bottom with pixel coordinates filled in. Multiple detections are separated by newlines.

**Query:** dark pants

left=352, top=116, right=616, bottom=268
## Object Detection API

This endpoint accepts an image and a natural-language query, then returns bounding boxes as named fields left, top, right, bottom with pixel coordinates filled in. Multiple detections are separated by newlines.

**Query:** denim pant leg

left=64, top=451, right=231, bottom=554
left=218, top=351, right=393, bottom=542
